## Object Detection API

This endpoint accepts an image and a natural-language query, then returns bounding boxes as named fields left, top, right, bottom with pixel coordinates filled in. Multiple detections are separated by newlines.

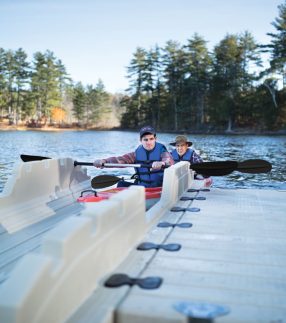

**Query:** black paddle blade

left=20, top=154, right=51, bottom=162
left=190, top=161, right=238, bottom=176
left=91, top=175, right=122, bottom=189
left=237, top=159, right=272, bottom=174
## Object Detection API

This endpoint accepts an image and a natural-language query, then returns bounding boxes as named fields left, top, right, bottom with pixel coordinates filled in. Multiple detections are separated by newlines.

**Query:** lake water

left=0, top=130, right=285, bottom=192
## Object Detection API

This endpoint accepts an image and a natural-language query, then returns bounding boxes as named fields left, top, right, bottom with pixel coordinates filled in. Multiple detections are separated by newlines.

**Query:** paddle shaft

left=74, top=161, right=160, bottom=168
left=75, top=161, right=235, bottom=176
left=74, top=161, right=93, bottom=166
left=75, top=160, right=271, bottom=176
left=21, top=155, right=272, bottom=175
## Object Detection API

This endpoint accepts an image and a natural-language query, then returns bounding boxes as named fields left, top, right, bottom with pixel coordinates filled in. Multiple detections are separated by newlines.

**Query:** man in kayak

left=170, top=135, right=212, bottom=187
left=169, top=135, right=203, bottom=163
left=93, top=126, right=174, bottom=187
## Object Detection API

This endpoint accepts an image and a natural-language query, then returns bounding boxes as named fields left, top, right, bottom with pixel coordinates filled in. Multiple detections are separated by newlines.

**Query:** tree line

left=121, top=1, right=286, bottom=132
left=0, top=1, right=285, bottom=132
left=0, top=49, right=113, bottom=127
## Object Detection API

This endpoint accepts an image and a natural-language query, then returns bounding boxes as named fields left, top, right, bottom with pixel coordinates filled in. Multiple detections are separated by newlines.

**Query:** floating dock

left=0, top=160, right=285, bottom=322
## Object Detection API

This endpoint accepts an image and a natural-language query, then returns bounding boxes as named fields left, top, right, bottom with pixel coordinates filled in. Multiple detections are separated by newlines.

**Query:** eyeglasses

left=142, top=137, right=155, bottom=142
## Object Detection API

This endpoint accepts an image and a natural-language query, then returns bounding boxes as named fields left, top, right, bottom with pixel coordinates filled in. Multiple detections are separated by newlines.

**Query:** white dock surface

left=1, top=159, right=285, bottom=323
left=69, top=187, right=286, bottom=323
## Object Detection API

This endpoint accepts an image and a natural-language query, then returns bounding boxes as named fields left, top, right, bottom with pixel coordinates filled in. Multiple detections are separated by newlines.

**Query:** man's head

left=170, top=135, right=192, bottom=156
left=140, top=126, right=157, bottom=151
left=140, top=125, right=156, bottom=139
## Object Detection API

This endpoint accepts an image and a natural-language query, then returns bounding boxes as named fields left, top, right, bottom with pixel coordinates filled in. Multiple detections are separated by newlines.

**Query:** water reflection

left=0, top=131, right=285, bottom=192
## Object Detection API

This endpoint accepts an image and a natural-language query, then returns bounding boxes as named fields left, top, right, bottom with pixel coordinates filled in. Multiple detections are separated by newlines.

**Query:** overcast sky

left=0, top=0, right=283, bottom=93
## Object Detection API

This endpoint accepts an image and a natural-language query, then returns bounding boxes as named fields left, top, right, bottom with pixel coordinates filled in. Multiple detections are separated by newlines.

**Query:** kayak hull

left=77, top=177, right=212, bottom=206
left=77, top=186, right=162, bottom=203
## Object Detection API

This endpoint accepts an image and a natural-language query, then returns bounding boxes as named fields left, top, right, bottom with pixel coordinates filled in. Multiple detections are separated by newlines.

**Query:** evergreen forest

left=0, top=1, right=286, bottom=133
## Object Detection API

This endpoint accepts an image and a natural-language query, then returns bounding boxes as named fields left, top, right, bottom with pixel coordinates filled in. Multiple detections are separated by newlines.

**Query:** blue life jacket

left=171, top=148, right=194, bottom=163
left=135, top=142, right=165, bottom=187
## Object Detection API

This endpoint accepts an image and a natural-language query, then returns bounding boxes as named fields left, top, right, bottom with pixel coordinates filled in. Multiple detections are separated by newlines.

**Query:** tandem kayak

left=77, top=176, right=212, bottom=209
left=77, top=186, right=162, bottom=202
left=77, top=186, right=162, bottom=210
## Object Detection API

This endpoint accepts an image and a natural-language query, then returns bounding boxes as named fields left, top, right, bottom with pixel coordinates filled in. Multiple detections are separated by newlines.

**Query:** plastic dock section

left=0, top=159, right=285, bottom=322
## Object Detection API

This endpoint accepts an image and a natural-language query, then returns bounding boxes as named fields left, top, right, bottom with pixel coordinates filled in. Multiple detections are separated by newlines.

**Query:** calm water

left=0, top=130, right=285, bottom=192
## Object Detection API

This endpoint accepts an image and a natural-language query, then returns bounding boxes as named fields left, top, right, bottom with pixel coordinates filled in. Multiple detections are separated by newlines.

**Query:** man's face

left=176, top=143, right=188, bottom=156
left=141, top=134, right=156, bottom=151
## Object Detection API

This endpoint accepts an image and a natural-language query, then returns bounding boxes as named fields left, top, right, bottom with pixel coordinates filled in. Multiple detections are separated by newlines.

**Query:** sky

left=0, top=0, right=283, bottom=93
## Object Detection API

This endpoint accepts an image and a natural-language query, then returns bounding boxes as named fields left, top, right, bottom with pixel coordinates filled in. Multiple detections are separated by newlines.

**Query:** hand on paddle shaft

left=20, top=155, right=272, bottom=176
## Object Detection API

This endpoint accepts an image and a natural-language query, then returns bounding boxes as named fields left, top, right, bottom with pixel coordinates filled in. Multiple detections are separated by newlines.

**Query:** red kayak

left=77, top=186, right=162, bottom=203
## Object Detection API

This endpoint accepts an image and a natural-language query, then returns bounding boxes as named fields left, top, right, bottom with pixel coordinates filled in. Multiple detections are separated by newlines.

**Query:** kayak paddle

left=237, top=159, right=272, bottom=173
left=20, top=154, right=272, bottom=175
left=190, top=161, right=237, bottom=176
left=87, top=161, right=236, bottom=176
left=91, top=175, right=125, bottom=189
left=20, top=154, right=51, bottom=162
left=20, top=155, right=235, bottom=176
left=85, top=159, right=271, bottom=176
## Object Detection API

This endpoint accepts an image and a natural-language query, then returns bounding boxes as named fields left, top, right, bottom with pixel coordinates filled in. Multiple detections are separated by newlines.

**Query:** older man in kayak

left=93, top=126, right=174, bottom=187
left=170, top=135, right=203, bottom=163
left=170, top=135, right=212, bottom=187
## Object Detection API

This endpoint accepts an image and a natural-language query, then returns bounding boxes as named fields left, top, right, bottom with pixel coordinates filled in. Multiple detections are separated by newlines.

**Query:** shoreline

left=0, top=125, right=286, bottom=136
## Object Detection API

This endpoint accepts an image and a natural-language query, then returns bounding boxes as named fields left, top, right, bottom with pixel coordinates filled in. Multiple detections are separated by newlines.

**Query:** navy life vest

left=171, top=148, right=194, bottom=163
left=135, top=142, right=166, bottom=188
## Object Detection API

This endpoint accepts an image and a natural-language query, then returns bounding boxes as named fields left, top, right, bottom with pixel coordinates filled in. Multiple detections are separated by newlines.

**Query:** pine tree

left=30, top=50, right=64, bottom=124
left=267, top=1, right=286, bottom=87
left=13, top=48, right=30, bottom=123
left=3, top=49, right=17, bottom=123
left=162, top=40, right=186, bottom=130
left=144, top=45, right=164, bottom=128
left=126, top=47, right=148, bottom=127
left=183, top=34, right=212, bottom=130
left=210, top=33, right=261, bottom=131
left=72, top=82, right=86, bottom=125
left=0, top=48, right=8, bottom=118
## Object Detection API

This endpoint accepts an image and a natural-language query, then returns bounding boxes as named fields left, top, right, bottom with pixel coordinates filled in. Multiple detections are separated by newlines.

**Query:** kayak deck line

left=0, top=160, right=285, bottom=322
